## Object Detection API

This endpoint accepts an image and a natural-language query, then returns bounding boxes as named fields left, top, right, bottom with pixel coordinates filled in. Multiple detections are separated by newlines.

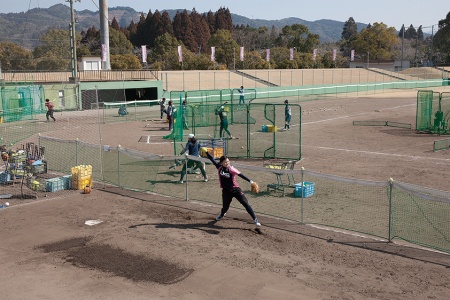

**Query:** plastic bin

left=0, top=172, right=11, bottom=183
left=294, top=182, right=315, bottom=198
left=45, top=177, right=65, bottom=192
left=262, top=125, right=268, bottom=132
left=62, top=175, right=72, bottom=190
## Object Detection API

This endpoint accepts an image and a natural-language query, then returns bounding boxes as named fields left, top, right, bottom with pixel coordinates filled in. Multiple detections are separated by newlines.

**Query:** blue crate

left=45, top=177, right=65, bottom=192
left=262, top=125, right=268, bottom=132
left=62, top=175, right=72, bottom=190
left=294, top=182, right=315, bottom=198
left=0, top=172, right=11, bottom=183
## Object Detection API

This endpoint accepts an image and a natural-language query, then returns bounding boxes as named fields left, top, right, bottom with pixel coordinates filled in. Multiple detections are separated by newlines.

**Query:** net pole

left=388, top=178, right=394, bottom=242
left=301, top=167, right=305, bottom=225
left=95, top=87, right=105, bottom=186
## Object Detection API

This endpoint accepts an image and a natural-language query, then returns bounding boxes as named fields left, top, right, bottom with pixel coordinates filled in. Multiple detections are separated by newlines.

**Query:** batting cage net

left=416, top=90, right=450, bottom=134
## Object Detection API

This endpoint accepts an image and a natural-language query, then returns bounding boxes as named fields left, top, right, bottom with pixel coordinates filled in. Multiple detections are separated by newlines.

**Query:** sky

left=3, top=0, right=449, bottom=33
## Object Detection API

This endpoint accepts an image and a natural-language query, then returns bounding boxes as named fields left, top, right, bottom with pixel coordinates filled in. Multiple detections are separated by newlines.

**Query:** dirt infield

left=1, top=88, right=449, bottom=299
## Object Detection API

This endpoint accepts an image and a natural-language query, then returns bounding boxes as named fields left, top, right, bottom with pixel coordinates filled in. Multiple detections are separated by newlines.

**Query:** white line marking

left=303, top=104, right=415, bottom=125
left=304, top=145, right=450, bottom=162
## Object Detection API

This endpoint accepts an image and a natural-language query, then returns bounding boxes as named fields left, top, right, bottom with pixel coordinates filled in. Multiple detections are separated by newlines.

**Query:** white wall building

left=78, top=56, right=102, bottom=71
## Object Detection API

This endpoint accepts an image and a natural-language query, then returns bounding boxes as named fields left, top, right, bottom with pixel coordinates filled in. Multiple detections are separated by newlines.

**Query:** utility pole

left=430, top=25, right=434, bottom=67
left=67, top=0, right=80, bottom=81
left=401, top=24, right=404, bottom=70
left=233, top=47, right=236, bottom=70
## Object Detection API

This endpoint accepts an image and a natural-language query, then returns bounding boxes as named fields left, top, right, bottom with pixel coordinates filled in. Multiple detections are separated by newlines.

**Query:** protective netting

left=391, top=182, right=450, bottom=253
left=353, top=121, right=412, bottom=129
left=433, top=138, right=450, bottom=152
left=1, top=87, right=449, bottom=254
left=416, top=90, right=450, bottom=134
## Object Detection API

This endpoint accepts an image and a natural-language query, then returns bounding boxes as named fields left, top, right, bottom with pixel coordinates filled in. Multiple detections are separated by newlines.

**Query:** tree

left=80, top=26, right=100, bottom=55
left=243, top=50, right=269, bottom=69
left=0, top=41, right=34, bottom=70
left=206, top=11, right=216, bottom=35
left=111, top=17, right=120, bottom=31
left=341, top=17, right=358, bottom=57
left=110, top=54, right=141, bottom=69
left=417, top=25, right=424, bottom=41
left=398, top=24, right=405, bottom=38
left=405, top=24, right=417, bottom=39
left=215, top=7, right=233, bottom=32
left=132, top=12, right=149, bottom=47
left=161, top=11, right=174, bottom=36
left=150, top=33, right=184, bottom=70
left=276, top=24, right=320, bottom=54
left=207, top=29, right=239, bottom=69
left=342, top=17, right=358, bottom=41
left=33, top=29, right=74, bottom=70
left=173, top=10, right=197, bottom=53
left=190, top=8, right=211, bottom=54
left=433, top=11, right=450, bottom=64
left=351, top=22, right=398, bottom=60
left=109, top=27, right=133, bottom=55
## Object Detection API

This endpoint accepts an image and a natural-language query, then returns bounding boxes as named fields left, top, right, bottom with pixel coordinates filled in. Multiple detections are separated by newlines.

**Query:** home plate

left=84, top=220, right=103, bottom=226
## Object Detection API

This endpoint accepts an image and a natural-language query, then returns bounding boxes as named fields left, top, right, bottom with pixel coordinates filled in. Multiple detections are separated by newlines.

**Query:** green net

left=416, top=90, right=450, bottom=134
left=353, top=121, right=411, bottom=128
left=391, top=183, right=450, bottom=253
left=433, top=138, right=450, bottom=152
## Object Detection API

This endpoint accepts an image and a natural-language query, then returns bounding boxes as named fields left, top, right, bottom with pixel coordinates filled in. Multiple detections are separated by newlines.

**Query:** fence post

left=117, top=145, right=121, bottom=188
left=75, top=138, right=79, bottom=166
left=185, top=155, right=189, bottom=201
left=388, top=177, right=394, bottom=242
left=301, top=167, right=305, bottom=225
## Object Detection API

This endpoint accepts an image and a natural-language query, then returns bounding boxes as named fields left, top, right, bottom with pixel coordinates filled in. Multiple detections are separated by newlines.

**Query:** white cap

left=220, top=106, right=224, bottom=109
left=188, top=134, right=194, bottom=139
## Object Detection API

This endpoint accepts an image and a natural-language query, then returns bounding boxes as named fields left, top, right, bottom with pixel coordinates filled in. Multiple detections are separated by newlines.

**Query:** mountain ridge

left=0, top=4, right=368, bottom=49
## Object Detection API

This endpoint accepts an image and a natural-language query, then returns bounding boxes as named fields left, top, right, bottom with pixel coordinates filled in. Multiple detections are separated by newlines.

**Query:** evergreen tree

left=433, top=11, right=450, bottom=64
left=80, top=26, right=100, bottom=54
left=398, top=24, right=405, bottom=38
left=190, top=8, right=211, bottom=54
left=405, top=24, right=417, bottom=39
left=215, top=7, right=233, bottom=32
left=341, top=17, right=358, bottom=41
left=417, top=25, right=424, bottom=41
left=341, top=17, right=358, bottom=57
left=148, top=10, right=164, bottom=47
left=132, top=13, right=147, bottom=47
left=173, top=10, right=197, bottom=53
left=206, top=10, right=216, bottom=35
left=161, top=11, right=174, bottom=36
left=127, top=20, right=138, bottom=43
left=111, top=17, right=120, bottom=31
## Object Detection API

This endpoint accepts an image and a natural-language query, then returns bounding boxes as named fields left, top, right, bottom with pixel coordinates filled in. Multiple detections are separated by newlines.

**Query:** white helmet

left=188, top=134, right=195, bottom=139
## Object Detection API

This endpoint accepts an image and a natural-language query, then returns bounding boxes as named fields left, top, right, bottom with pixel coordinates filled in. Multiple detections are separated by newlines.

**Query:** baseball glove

left=251, top=182, right=259, bottom=194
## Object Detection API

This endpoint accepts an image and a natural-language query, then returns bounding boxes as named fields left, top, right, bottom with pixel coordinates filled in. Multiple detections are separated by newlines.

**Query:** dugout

left=79, top=80, right=163, bottom=110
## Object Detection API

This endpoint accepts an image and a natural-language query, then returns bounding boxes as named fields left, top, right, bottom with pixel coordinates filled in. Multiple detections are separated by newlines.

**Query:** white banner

left=211, top=46, right=215, bottom=62
left=266, top=49, right=270, bottom=62
left=289, top=48, right=294, bottom=61
left=178, top=46, right=183, bottom=62
left=239, top=47, right=244, bottom=61
left=332, top=49, right=337, bottom=61
left=313, top=49, right=317, bottom=61
left=350, top=49, right=355, bottom=62
left=141, top=45, right=147, bottom=63
left=101, top=44, right=107, bottom=62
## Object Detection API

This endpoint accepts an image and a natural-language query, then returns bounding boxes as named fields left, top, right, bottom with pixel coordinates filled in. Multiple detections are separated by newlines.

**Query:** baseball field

left=0, top=85, right=449, bottom=299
